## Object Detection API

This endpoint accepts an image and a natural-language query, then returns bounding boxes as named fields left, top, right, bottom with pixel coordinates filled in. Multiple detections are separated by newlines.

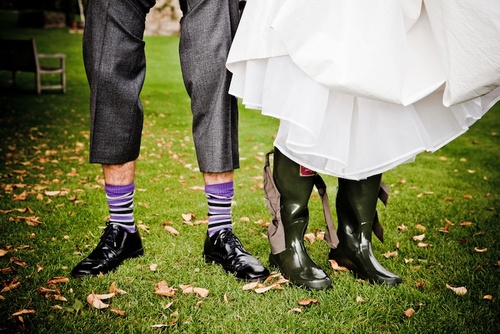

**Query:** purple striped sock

left=206, top=181, right=234, bottom=236
left=105, top=183, right=136, bottom=232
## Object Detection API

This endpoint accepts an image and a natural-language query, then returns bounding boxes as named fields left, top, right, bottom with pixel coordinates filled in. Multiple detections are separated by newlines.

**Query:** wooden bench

left=0, top=38, right=66, bottom=94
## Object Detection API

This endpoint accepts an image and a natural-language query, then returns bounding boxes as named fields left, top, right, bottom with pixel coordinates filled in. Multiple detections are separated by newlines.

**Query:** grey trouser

left=85, top=0, right=240, bottom=173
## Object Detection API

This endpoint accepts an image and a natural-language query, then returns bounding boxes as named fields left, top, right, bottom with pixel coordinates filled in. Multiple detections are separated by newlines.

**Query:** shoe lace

left=97, top=223, right=119, bottom=250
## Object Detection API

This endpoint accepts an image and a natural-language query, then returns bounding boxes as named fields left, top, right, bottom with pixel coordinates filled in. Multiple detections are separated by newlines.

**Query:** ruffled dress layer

left=227, top=0, right=500, bottom=180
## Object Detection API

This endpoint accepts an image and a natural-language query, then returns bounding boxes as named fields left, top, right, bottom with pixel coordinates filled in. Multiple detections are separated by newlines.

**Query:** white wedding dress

left=227, top=0, right=500, bottom=180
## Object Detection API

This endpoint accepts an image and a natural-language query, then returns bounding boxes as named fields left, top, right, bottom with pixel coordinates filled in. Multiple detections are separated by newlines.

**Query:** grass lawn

left=0, top=10, right=499, bottom=334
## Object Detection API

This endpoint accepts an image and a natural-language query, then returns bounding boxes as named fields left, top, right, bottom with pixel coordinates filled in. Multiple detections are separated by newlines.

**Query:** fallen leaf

left=403, top=308, right=415, bottom=318
left=110, top=308, right=126, bottom=316
left=298, top=299, right=318, bottom=306
left=86, top=293, right=110, bottom=309
left=304, top=233, right=315, bottom=244
left=38, top=287, right=60, bottom=295
left=1, top=278, right=21, bottom=293
left=164, top=225, right=180, bottom=236
left=474, top=247, right=487, bottom=253
left=10, top=257, right=27, bottom=267
left=155, top=281, right=177, bottom=297
left=289, top=308, right=302, bottom=313
left=11, top=308, right=36, bottom=317
left=356, top=296, right=365, bottom=303
left=254, top=283, right=281, bottom=294
left=180, top=285, right=209, bottom=298
left=415, top=224, right=426, bottom=231
left=109, top=282, right=127, bottom=295
left=12, top=190, right=28, bottom=201
left=329, top=259, right=349, bottom=272
left=446, top=284, right=467, bottom=295
left=182, top=213, right=192, bottom=221
left=383, top=250, right=398, bottom=258
left=47, top=276, right=69, bottom=285
left=459, top=221, right=473, bottom=226
left=417, top=242, right=432, bottom=248
left=397, top=224, right=408, bottom=231
left=412, top=234, right=425, bottom=241
left=242, top=281, right=260, bottom=291
left=150, top=264, right=158, bottom=272
left=483, top=295, right=493, bottom=301
left=195, top=301, right=203, bottom=308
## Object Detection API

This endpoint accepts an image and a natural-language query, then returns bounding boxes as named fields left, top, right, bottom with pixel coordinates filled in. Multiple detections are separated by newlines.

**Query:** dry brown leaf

left=404, top=258, right=414, bottom=264
left=474, top=247, right=487, bottom=253
left=11, top=308, right=36, bottom=317
left=417, top=242, right=432, bottom=248
left=50, top=294, right=67, bottom=301
left=383, top=250, right=398, bottom=259
left=444, top=197, right=454, bottom=202
left=155, top=281, right=177, bottom=297
left=169, top=311, right=180, bottom=326
left=254, top=284, right=278, bottom=294
left=86, top=293, right=110, bottom=309
left=412, top=234, right=425, bottom=241
left=446, top=284, right=467, bottom=295
left=403, top=308, right=415, bottom=318
left=239, top=217, right=250, bottom=222
left=110, top=308, right=126, bottom=316
left=1, top=278, right=21, bottom=293
left=415, top=224, right=426, bottom=231
left=182, top=213, right=193, bottom=221
left=298, top=299, right=318, bottom=306
left=356, top=296, right=365, bottom=303
left=47, top=276, right=69, bottom=285
left=289, top=308, right=302, bottom=314
left=150, top=264, right=158, bottom=272
left=483, top=295, right=493, bottom=301
left=109, top=282, right=127, bottom=295
left=397, top=224, right=408, bottom=231
left=38, top=287, right=60, bottom=295
left=12, top=190, right=28, bottom=201
left=459, top=221, right=473, bottom=226
left=44, top=190, right=62, bottom=197
left=0, top=249, right=8, bottom=257
left=224, top=293, right=229, bottom=304
left=242, top=281, right=260, bottom=291
left=164, top=225, right=180, bottom=236
left=329, top=259, right=349, bottom=272
left=180, top=285, right=209, bottom=298
left=195, top=301, right=204, bottom=308
left=416, top=281, right=425, bottom=288
left=164, top=301, right=174, bottom=309
left=304, top=233, right=315, bottom=244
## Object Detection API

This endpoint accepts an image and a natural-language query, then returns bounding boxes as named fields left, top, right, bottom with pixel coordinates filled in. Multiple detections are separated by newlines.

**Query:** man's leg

left=71, top=0, right=155, bottom=278
left=179, top=0, right=269, bottom=281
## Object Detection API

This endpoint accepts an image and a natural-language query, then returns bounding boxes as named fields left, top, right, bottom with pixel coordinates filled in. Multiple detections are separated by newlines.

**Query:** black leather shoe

left=71, top=222, right=144, bottom=278
left=203, top=229, right=270, bottom=281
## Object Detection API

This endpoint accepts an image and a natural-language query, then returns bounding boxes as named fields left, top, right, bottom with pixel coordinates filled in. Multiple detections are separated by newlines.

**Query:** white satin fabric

left=227, top=0, right=500, bottom=180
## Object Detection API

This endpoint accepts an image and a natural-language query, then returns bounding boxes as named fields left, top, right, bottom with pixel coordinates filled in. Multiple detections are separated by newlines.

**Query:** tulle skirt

left=227, top=0, right=500, bottom=180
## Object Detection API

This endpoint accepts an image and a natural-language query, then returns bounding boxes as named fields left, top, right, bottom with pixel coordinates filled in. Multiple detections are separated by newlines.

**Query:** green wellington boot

left=328, top=174, right=402, bottom=286
left=264, top=148, right=332, bottom=290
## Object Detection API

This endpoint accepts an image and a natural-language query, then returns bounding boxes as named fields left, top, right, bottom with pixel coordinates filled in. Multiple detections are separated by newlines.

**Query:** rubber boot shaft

left=270, top=148, right=331, bottom=290
left=329, top=174, right=401, bottom=286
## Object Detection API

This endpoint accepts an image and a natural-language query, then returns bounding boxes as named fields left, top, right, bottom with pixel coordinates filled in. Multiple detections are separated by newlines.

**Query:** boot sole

left=269, top=253, right=332, bottom=290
